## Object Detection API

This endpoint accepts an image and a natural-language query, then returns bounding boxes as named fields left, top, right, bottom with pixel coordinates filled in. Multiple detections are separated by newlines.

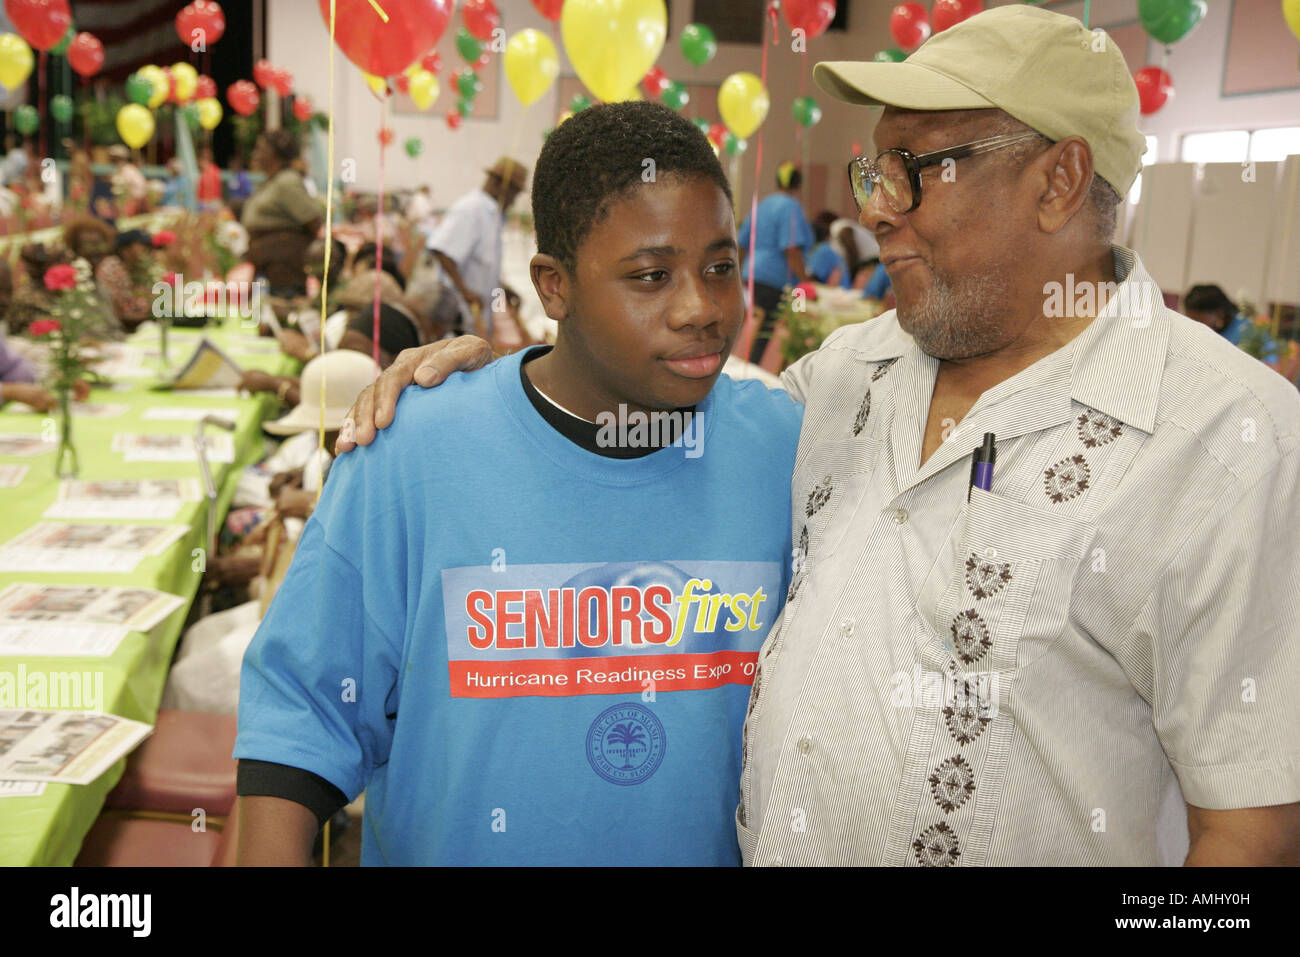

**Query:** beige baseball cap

left=814, top=5, right=1146, bottom=194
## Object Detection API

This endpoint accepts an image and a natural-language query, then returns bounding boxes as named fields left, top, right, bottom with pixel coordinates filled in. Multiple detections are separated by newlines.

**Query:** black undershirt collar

left=519, top=345, right=695, bottom=459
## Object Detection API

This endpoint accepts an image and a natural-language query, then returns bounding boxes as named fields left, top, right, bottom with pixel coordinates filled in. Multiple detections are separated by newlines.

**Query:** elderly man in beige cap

left=426, top=156, right=528, bottom=340
left=331, top=6, right=1300, bottom=866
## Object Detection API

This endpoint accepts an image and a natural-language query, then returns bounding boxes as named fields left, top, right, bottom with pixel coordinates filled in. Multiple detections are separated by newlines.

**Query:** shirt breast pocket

left=916, top=486, right=1097, bottom=675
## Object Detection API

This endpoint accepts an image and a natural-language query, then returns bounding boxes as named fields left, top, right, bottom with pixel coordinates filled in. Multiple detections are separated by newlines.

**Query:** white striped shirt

left=739, top=246, right=1300, bottom=866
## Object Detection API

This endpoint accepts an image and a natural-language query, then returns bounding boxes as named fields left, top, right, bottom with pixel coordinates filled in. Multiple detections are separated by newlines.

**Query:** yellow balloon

left=557, top=110, right=574, bottom=125
left=561, top=0, right=665, bottom=103
left=196, top=97, right=223, bottom=130
left=609, top=85, right=643, bottom=103
left=0, top=33, right=33, bottom=92
left=171, top=61, right=199, bottom=103
left=362, top=71, right=388, bottom=97
left=718, top=72, right=769, bottom=140
left=1285, top=0, right=1300, bottom=40
left=504, top=28, right=559, bottom=107
left=116, top=104, right=155, bottom=150
left=138, top=65, right=169, bottom=109
left=408, top=69, right=439, bottom=111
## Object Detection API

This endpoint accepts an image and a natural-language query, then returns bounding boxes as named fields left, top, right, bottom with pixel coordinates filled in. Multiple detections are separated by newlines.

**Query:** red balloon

left=531, top=0, right=563, bottom=21
left=271, top=68, right=294, bottom=98
left=67, top=32, right=104, bottom=78
left=642, top=66, right=669, bottom=98
left=395, top=73, right=411, bottom=93
left=1134, top=66, right=1173, bottom=115
left=421, top=51, right=442, bottom=74
left=446, top=109, right=462, bottom=130
left=707, top=122, right=727, bottom=146
left=317, top=0, right=453, bottom=79
left=227, top=80, right=260, bottom=117
left=462, top=0, right=499, bottom=42
left=889, top=3, right=930, bottom=52
left=471, top=51, right=490, bottom=72
left=253, top=58, right=275, bottom=89
left=783, top=0, right=837, bottom=40
left=931, top=0, right=983, bottom=34
left=378, top=126, right=395, bottom=146
left=5, top=0, right=72, bottom=52
left=195, top=74, right=217, bottom=99
left=176, top=1, right=227, bottom=47
left=293, top=97, right=314, bottom=121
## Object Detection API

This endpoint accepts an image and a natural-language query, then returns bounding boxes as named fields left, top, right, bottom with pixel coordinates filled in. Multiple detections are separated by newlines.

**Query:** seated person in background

left=855, top=257, right=891, bottom=302
left=275, top=237, right=350, bottom=361
left=170, top=349, right=378, bottom=715
left=5, top=244, right=62, bottom=336
left=63, top=216, right=129, bottom=340
left=806, top=211, right=848, bottom=287
left=233, top=101, right=800, bottom=866
left=95, top=229, right=157, bottom=333
left=351, top=240, right=405, bottom=289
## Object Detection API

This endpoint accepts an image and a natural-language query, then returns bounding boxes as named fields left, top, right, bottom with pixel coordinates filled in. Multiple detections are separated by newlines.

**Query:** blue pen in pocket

left=968, top=432, right=996, bottom=501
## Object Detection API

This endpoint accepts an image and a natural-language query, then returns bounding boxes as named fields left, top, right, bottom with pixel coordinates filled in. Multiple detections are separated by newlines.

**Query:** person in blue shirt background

left=737, top=162, right=814, bottom=362
left=234, top=101, right=801, bottom=866
left=806, top=211, right=849, bottom=288
left=1184, top=284, right=1280, bottom=363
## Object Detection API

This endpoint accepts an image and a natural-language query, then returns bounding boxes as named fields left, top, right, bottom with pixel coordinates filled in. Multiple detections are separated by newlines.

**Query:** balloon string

left=374, top=95, right=388, bottom=368
left=318, top=0, right=339, bottom=515
left=38, top=51, right=47, bottom=161
left=794, top=50, right=805, bottom=156
left=740, top=1, right=779, bottom=364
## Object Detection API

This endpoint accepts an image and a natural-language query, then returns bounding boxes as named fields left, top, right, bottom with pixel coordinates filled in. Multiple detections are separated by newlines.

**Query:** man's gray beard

left=896, top=268, right=1009, bottom=360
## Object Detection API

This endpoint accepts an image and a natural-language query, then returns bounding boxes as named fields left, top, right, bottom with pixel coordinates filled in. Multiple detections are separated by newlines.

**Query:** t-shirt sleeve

left=780, top=202, right=814, bottom=252
left=275, top=173, right=324, bottom=227
left=235, top=447, right=407, bottom=803
left=1134, top=445, right=1300, bottom=810
left=428, top=199, right=477, bottom=265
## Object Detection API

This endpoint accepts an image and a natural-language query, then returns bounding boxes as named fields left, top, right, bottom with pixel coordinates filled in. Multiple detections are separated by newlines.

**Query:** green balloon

left=792, top=96, right=821, bottom=127
left=660, top=80, right=689, bottom=111
left=181, top=103, right=200, bottom=133
left=50, top=94, right=74, bottom=124
left=14, top=104, right=39, bottom=136
left=455, top=27, right=483, bottom=62
left=404, top=137, right=423, bottom=158
left=126, top=72, right=153, bottom=106
left=457, top=96, right=474, bottom=117
left=569, top=93, right=592, bottom=113
left=692, top=117, right=710, bottom=136
left=680, top=23, right=717, bottom=67
left=51, top=23, right=76, bottom=56
left=456, top=70, right=482, bottom=99
left=724, top=133, right=746, bottom=156
left=873, top=48, right=906, bottom=63
left=1138, top=0, right=1206, bottom=45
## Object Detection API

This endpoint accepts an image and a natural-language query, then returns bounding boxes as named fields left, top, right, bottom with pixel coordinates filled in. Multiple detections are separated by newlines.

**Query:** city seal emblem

left=586, top=703, right=666, bottom=786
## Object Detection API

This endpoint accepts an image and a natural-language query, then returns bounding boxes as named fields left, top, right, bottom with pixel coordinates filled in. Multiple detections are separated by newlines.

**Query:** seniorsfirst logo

left=442, top=560, right=780, bottom=699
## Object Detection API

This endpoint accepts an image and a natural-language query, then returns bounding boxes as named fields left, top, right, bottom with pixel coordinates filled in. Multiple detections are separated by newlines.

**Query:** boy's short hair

left=533, top=101, right=733, bottom=273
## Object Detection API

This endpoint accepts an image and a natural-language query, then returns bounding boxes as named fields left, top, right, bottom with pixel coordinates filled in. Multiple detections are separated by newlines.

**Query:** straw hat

left=263, top=349, right=378, bottom=435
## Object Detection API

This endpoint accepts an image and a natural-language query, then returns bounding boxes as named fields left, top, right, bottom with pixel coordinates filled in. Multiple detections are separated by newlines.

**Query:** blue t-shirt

left=738, top=192, right=814, bottom=289
left=236, top=351, right=803, bottom=865
left=807, top=242, right=848, bottom=288
left=863, top=261, right=891, bottom=300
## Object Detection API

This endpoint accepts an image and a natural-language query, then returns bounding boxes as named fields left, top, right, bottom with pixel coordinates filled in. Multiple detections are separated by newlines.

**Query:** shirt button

left=893, top=508, right=909, bottom=525
left=797, top=736, right=813, bottom=755
left=840, top=618, right=856, bottom=638
left=772, top=855, right=784, bottom=867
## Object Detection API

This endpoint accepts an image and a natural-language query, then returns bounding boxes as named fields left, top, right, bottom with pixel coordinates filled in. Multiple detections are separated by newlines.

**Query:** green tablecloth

left=0, top=321, right=300, bottom=866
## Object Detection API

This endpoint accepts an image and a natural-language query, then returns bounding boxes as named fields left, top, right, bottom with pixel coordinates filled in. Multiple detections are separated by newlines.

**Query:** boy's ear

left=530, top=253, right=571, bottom=322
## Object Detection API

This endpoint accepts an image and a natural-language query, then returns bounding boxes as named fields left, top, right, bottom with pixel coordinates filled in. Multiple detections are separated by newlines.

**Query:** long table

left=0, top=321, right=300, bottom=866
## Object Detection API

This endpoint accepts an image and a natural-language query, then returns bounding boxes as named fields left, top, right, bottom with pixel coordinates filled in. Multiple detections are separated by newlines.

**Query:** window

left=1179, top=130, right=1250, bottom=163
left=1128, top=135, right=1159, bottom=205
left=1248, top=126, right=1300, bottom=161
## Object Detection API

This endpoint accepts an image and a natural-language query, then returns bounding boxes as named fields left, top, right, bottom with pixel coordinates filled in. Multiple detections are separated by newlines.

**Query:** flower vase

left=54, top=388, right=79, bottom=478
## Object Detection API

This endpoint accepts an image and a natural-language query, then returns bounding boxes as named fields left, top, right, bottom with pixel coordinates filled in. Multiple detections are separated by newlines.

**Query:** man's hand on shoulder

left=335, top=335, right=495, bottom=454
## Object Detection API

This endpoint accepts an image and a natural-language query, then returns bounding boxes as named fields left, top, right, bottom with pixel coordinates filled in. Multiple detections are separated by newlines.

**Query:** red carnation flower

left=162, top=272, right=178, bottom=285
left=29, top=318, right=61, bottom=336
left=43, top=264, right=77, bottom=291
left=152, top=230, right=177, bottom=247
left=794, top=281, right=819, bottom=301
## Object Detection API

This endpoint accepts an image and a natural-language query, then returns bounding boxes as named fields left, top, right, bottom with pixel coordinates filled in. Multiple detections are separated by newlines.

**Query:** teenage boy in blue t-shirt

left=234, top=102, right=803, bottom=865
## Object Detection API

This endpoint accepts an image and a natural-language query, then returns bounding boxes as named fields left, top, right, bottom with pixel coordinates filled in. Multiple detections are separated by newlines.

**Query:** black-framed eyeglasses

left=847, top=131, right=1044, bottom=214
